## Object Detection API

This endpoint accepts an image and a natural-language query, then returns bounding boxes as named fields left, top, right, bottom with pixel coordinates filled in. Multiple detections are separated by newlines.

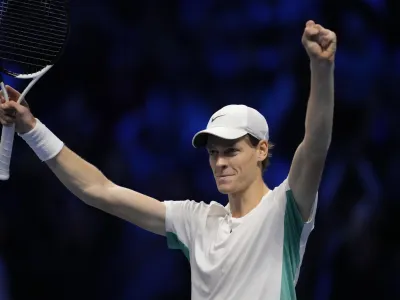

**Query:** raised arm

left=288, top=21, right=336, bottom=221
left=0, top=86, right=166, bottom=236
left=46, top=146, right=166, bottom=236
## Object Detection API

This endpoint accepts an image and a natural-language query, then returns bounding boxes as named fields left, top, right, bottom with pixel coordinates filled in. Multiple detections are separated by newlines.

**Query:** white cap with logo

left=192, top=104, right=269, bottom=148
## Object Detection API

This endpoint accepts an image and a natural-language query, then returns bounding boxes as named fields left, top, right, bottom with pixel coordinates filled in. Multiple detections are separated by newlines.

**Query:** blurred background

left=0, top=0, right=399, bottom=299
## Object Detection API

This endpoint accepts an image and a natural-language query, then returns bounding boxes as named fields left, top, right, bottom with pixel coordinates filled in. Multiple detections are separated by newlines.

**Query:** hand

left=0, top=85, right=36, bottom=134
left=302, top=20, right=337, bottom=63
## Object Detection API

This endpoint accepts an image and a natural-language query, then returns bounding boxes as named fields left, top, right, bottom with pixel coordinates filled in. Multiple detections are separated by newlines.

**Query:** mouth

left=215, top=175, right=234, bottom=180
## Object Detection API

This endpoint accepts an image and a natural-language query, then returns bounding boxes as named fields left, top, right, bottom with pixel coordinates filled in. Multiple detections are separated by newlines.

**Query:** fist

left=302, top=20, right=337, bottom=63
left=0, top=86, right=36, bottom=134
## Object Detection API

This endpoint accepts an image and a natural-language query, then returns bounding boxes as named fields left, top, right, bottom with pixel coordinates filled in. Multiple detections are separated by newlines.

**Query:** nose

left=215, top=155, right=228, bottom=168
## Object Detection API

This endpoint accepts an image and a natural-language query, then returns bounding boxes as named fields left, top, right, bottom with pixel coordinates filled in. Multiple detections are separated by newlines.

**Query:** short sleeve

left=283, top=178, right=318, bottom=246
left=280, top=178, right=318, bottom=286
left=163, top=200, right=204, bottom=260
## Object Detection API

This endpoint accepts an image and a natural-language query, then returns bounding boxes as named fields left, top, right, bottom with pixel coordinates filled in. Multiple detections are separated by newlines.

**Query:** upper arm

left=288, top=141, right=326, bottom=221
left=85, top=183, right=167, bottom=236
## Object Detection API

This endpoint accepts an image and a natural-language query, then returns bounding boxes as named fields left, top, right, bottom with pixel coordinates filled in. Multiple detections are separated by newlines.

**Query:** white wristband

left=18, top=118, right=64, bottom=162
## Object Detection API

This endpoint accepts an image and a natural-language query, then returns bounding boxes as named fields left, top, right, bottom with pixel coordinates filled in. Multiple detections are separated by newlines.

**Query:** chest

left=190, top=202, right=285, bottom=288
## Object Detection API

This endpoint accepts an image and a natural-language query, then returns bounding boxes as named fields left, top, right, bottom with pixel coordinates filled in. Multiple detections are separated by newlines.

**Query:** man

left=0, top=20, right=336, bottom=299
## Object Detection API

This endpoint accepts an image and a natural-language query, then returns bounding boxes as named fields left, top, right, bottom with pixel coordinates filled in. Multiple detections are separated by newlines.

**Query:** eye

left=208, top=149, right=217, bottom=156
left=225, top=148, right=238, bottom=156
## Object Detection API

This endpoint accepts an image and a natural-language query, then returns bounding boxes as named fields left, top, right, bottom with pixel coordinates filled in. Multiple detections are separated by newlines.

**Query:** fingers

left=320, top=34, right=332, bottom=49
left=305, top=20, right=324, bottom=30
left=306, top=20, right=315, bottom=27
left=19, top=98, right=30, bottom=109
left=304, top=25, right=319, bottom=38
left=0, top=93, right=10, bottom=104
left=0, top=104, right=16, bottom=115
left=304, top=20, right=335, bottom=43
left=319, top=27, right=330, bottom=35
left=0, top=114, right=16, bottom=126
left=0, top=101, right=24, bottom=114
left=5, top=85, right=21, bottom=99
left=0, top=91, right=25, bottom=126
left=0, top=89, right=9, bottom=102
left=1, top=89, right=29, bottom=108
left=0, top=104, right=17, bottom=126
left=0, top=85, right=22, bottom=103
left=305, top=20, right=332, bottom=36
left=304, top=21, right=324, bottom=37
left=302, top=20, right=337, bottom=61
left=1, top=106, right=17, bottom=116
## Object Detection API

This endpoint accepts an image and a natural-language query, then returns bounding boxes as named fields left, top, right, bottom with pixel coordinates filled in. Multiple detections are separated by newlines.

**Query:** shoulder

left=163, top=199, right=217, bottom=219
left=262, top=177, right=299, bottom=215
left=163, top=199, right=224, bottom=235
left=267, top=177, right=291, bottom=202
left=270, top=177, right=318, bottom=226
left=163, top=199, right=211, bottom=210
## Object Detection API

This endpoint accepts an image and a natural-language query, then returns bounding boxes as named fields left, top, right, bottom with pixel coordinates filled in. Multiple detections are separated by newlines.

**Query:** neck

left=228, top=176, right=269, bottom=218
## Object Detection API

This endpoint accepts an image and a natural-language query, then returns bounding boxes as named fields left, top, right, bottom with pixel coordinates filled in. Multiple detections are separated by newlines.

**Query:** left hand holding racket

left=0, top=86, right=36, bottom=134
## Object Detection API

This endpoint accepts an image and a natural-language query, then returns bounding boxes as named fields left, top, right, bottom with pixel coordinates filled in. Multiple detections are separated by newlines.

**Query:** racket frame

left=0, top=0, right=70, bottom=180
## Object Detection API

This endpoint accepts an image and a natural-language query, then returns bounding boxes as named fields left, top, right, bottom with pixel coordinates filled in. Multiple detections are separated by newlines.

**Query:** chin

left=215, top=176, right=240, bottom=194
left=216, top=181, right=238, bottom=194
left=216, top=185, right=233, bottom=194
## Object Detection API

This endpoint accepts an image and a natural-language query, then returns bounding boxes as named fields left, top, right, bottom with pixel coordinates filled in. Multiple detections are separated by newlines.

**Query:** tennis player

left=0, top=20, right=336, bottom=299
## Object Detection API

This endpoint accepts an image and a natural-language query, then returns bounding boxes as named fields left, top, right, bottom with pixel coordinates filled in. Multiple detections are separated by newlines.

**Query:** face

left=206, top=135, right=268, bottom=195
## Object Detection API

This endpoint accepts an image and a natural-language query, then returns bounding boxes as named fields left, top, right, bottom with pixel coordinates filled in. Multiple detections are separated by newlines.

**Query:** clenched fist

left=302, top=20, right=337, bottom=63
left=0, top=86, right=36, bottom=134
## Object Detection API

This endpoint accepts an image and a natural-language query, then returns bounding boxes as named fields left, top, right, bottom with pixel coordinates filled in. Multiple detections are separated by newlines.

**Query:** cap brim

left=192, top=127, right=248, bottom=148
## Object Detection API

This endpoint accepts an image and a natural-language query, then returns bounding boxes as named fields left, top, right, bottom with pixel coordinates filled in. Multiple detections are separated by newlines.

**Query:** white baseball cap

left=192, top=104, right=269, bottom=148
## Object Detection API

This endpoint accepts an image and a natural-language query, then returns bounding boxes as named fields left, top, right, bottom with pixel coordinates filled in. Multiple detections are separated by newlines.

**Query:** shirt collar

left=209, top=201, right=230, bottom=216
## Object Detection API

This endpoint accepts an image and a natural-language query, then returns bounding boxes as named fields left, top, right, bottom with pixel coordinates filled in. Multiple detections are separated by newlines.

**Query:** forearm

left=19, top=119, right=110, bottom=203
left=304, top=61, right=334, bottom=153
left=46, top=146, right=111, bottom=203
left=19, top=119, right=167, bottom=235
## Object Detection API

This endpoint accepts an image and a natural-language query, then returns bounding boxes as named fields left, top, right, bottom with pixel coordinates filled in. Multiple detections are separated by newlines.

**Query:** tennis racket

left=0, top=0, right=70, bottom=180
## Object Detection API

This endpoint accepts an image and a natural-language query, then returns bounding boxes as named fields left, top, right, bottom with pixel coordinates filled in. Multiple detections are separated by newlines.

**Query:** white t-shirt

left=164, top=178, right=318, bottom=300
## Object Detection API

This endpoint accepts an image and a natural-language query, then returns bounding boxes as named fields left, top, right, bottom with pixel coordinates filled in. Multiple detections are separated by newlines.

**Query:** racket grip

left=0, top=124, right=16, bottom=181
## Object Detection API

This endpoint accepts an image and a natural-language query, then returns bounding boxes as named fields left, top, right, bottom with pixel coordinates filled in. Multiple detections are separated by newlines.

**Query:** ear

left=257, top=140, right=269, bottom=162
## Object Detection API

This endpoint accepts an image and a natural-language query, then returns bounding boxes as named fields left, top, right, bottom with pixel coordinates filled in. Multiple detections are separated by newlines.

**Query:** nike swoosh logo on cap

left=211, top=114, right=225, bottom=122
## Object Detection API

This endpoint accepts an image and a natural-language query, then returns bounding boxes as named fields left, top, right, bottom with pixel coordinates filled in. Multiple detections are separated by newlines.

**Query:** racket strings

left=0, top=0, right=68, bottom=74
left=1, top=0, right=66, bottom=16
left=0, top=12, right=67, bottom=35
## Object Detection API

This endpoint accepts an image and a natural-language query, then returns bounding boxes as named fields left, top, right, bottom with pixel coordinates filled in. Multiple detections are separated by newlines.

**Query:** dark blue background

left=1, top=0, right=399, bottom=299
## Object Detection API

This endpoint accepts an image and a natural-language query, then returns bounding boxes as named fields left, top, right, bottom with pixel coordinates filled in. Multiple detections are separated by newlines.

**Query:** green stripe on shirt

left=166, top=231, right=190, bottom=261
left=280, top=190, right=304, bottom=300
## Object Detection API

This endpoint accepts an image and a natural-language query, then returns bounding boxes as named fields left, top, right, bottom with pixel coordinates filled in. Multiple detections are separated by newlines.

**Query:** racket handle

left=0, top=124, right=16, bottom=181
